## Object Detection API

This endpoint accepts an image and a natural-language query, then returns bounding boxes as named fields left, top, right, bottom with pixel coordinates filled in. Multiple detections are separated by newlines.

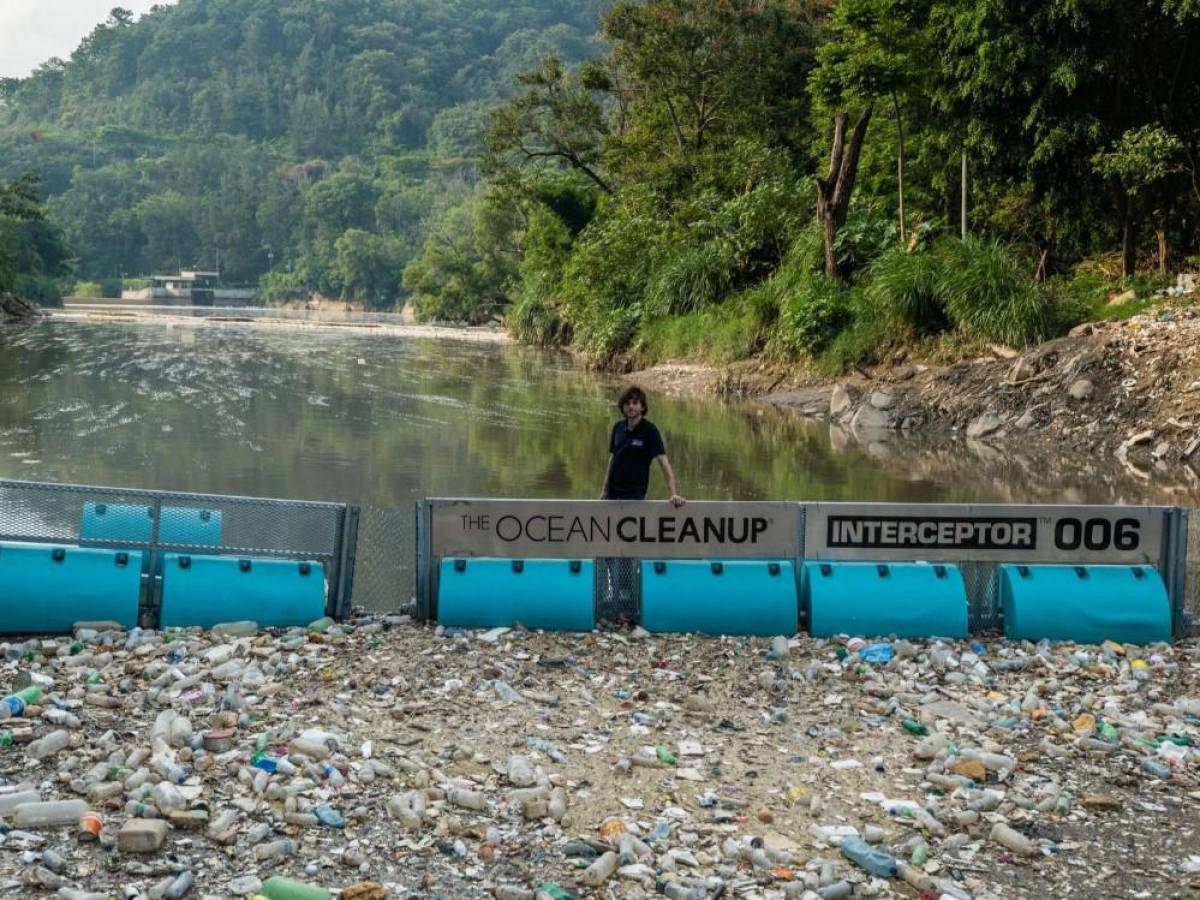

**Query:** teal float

left=0, top=542, right=141, bottom=632
left=159, top=554, right=326, bottom=629
left=81, top=502, right=222, bottom=546
left=641, top=560, right=798, bottom=636
left=804, top=561, right=968, bottom=639
left=437, top=558, right=594, bottom=631
left=999, top=564, right=1170, bottom=644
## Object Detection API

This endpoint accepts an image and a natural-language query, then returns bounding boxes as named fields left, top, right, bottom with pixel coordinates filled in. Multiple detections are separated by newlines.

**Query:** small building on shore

left=122, top=271, right=258, bottom=306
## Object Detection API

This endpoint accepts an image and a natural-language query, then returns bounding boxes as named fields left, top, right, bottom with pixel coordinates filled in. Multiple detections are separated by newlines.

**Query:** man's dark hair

left=616, top=385, right=648, bottom=415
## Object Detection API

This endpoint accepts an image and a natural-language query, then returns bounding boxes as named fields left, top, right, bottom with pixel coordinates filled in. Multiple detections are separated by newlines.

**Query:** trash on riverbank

left=0, top=618, right=1196, bottom=898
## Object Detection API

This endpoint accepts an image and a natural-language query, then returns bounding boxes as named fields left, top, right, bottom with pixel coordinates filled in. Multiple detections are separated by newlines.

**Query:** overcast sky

left=0, top=1, right=176, bottom=79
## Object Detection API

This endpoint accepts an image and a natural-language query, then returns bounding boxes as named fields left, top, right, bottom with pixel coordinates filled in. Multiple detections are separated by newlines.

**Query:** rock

left=1014, top=410, right=1037, bottom=429
left=1179, top=273, right=1197, bottom=294
left=1067, top=378, right=1095, bottom=401
left=1008, top=357, right=1036, bottom=382
left=117, top=818, right=170, bottom=853
left=0, top=293, right=44, bottom=325
left=1185, top=436, right=1200, bottom=458
left=988, top=343, right=1020, bottom=359
left=829, top=384, right=853, bottom=418
left=869, top=391, right=895, bottom=410
left=965, top=413, right=1003, bottom=439
left=1152, top=441, right=1170, bottom=459
left=849, top=404, right=892, bottom=431
left=1068, top=322, right=1095, bottom=338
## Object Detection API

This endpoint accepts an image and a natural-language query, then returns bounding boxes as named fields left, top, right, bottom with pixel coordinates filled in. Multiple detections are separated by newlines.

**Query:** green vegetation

left=0, top=174, right=69, bottom=305
left=2, top=0, right=1199, bottom=363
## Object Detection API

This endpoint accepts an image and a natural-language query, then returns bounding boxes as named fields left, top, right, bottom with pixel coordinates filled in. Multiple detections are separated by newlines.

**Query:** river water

left=1, top=313, right=1198, bottom=508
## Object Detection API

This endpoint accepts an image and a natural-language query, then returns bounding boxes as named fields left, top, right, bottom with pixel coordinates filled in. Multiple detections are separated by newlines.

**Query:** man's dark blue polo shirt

left=604, top=418, right=666, bottom=500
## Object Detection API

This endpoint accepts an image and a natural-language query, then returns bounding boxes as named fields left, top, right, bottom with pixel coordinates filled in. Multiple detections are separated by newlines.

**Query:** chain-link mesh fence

left=960, top=562, right=1002, bottom=634
left=595, top=558, right=640, bottom=625
left=0, top=478, right=350, bottom=623
left=348, top=505, right=416, bottom=614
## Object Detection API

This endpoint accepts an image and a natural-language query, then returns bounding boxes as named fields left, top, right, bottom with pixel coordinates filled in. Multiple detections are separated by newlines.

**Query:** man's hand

left=668, top=494, right=686, bottom=508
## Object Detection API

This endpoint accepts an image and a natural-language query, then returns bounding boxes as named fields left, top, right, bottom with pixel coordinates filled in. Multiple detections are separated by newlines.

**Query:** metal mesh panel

left=0, top=479, right=343, bottom=559
left=595, top=558, right=640, bottom=625
left=0, top=478, right=348, bottom=625
left=961, top=561, right=1002, bottom=634
left=350, top=505, right=415, bottom=613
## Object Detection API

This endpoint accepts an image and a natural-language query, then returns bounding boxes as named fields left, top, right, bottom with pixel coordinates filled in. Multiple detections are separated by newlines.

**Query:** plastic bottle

left=579, top=851, right=619, bottom=886
left=151, top=781, right=185, bottom=814
left=163, top=871, right=194, bottom=900
left=13, top=799, right=88, bottom=827
left=1141, top=757, right=1171, bottom=779
left=989, top=822, right=1038, bottom=857
left=840, top=835, right=898, bottom=877
left=447, top=787, right=487, bottom=810
left=313, top=804, right=344, bottom=828
left=260, top=876, right=332, bottom=900
left=306, top=617, right=335, bottom=634
left=28, top=729, right=70, bottom=759
left=210, top=620, right=258, bottom=638
left=0, top=686, right=43, bottom=719
left=0, top=790, right=41, bottom=814
left=860, top=643, right=894, bottom=664
left=507, top=754, right=536, bottom=787
left=253, top=838, right=297, bottom=861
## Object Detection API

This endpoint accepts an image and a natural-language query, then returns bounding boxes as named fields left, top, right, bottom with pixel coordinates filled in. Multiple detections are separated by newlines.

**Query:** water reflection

left=1, top=319, right=1197, bottom=507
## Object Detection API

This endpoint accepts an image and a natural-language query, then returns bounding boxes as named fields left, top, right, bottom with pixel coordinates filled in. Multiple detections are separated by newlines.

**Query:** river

left=1, top=312, right=1198, bottom=508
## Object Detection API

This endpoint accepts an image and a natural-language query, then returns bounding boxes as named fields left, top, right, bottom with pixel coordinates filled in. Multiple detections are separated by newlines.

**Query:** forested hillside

left=3, top=0, right=1200, bottom=376
left=0, top=0, right=603, bottom=302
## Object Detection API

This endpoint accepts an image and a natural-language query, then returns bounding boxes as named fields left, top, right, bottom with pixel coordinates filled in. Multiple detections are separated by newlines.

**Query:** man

left=600, top=385, right=685, bottom=507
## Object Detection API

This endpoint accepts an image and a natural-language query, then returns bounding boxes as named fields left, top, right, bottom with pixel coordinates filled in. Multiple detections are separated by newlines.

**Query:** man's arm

left=656, top=455, right=685, bottom=507
left=600, top=452, right=612, bottom=499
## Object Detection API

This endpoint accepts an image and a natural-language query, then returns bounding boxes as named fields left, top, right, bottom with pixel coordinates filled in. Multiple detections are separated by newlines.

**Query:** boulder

left=829, top=384, right=854, bottom=419
left=965, top=413, right=1003, bottom=439
left=869, top=391, right=895, bottom=410
left=0, top=293, right=44, bottom=325
left=850, top=403, right=892, bottom=431
left=1067, top=378, right=1095, bottom=401
left=1008, top=357, right=1036, bottom=382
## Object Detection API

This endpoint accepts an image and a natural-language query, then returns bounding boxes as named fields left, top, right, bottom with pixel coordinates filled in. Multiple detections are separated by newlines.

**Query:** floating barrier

left=159, top=554, right=326, bottom=629
left=437, top=558, right=594, bottom=631
left=81, top=502, right=222, bottom=546
left=0, top=542, right=141, bottom=632
left=641, top=560, right=797, bottom=636
left=802, top=561, right=969, bottom=639
left=999, top=564, right=1171, bottom=645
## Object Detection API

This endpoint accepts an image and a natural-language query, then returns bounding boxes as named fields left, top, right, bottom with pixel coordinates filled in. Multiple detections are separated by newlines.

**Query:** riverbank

left=2, top=618, right=1198, bottom=899
left=631, top=305, right=1200, bottom=475
left=47, top=306, right=510, bottom=343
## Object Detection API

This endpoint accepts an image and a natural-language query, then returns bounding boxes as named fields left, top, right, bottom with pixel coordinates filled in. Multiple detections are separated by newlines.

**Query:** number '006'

left=1053, top=517, right=1140, bottom=551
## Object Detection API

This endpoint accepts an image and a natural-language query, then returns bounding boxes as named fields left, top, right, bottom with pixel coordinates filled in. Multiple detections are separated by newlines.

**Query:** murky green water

left=1, top=316, right=1196, bottom=507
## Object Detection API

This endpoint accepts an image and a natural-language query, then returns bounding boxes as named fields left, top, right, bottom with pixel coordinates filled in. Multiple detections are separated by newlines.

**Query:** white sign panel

left=429, top=499, right=800, bottom=559
left=803, top=503, right=1164, bottom=564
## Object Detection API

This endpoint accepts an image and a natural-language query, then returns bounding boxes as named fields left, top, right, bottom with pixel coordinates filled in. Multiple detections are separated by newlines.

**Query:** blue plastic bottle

left=840, top=835, right=898, bottom=877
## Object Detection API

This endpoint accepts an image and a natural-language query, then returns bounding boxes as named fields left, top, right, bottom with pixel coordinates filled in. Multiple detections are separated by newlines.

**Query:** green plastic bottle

left=1096, top=720, right=1120, bottom=743
left=260, top=876, right=333, bottom=900
left=655, top=745, right=677, bottom=765
left=536, top=885, right=578, bottom=900
left=0, top=731, right=12, bottom=748
left=306, top=616, right=335, bottom=633
left=902, top=718, right=929, bottom=736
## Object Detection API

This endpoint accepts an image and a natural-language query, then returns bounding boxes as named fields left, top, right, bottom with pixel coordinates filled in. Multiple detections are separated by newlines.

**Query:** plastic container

left=28, top=729, right=71, bottom=759
left=13, top=799, right=88, bottom=827
left=840, top=835, right=898, bottom=877
left=260, top=877, right=333, bottom=900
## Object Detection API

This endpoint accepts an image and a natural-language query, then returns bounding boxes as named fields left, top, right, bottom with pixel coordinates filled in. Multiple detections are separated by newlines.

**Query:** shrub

left=644, top=239, right=738, bottom=316
left=770, top=272, right=854, bottom=357
left=866, top=245, right=948, bottom=334
left=99, top=277, right=123, bottom=298
left=816, top=309, right=894, bottom=374
left=12, top=273, right=62, bottom=306
left=932, top=238, right=1052, bottom=346
left=72, top=280, right=103, bottom=298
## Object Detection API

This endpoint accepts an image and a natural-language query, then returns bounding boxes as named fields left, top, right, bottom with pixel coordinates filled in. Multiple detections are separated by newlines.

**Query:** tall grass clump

left=768, top=272, right=854, bottom=358
left=932, top=238, right=1052, bottom=346
left=865, top=244, right=948, bottom=334
left=644, top=239, right=738, bottom=316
